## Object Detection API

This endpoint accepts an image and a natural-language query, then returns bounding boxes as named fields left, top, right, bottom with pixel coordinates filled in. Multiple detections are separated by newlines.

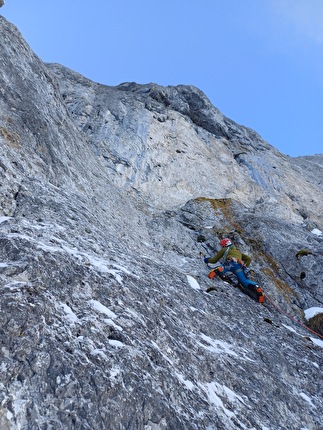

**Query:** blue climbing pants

left=219, top=261, right=257, bottom=288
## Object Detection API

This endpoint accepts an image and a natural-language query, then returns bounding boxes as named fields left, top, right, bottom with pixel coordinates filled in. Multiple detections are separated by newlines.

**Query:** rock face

left=0, top=15, right=322, bottom=430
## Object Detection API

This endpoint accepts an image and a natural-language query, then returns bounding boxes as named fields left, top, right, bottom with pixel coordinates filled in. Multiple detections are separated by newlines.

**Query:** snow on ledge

left=311, top=228, right=322, bottom=237
left=304, top=307, right=323, bottom=320
left=310, top=337, right=323, bottom=348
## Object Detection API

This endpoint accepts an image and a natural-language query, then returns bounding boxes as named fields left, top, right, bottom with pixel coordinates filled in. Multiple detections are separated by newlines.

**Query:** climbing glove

left=204, top=257, right=209, bottom=264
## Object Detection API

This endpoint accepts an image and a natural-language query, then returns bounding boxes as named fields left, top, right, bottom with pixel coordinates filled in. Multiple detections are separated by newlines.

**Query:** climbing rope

left=265, top=294, right=323, bottom=340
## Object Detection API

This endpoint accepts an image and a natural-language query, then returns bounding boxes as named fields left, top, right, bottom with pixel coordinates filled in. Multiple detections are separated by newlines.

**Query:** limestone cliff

left=0, top=15, right=322, bottom=430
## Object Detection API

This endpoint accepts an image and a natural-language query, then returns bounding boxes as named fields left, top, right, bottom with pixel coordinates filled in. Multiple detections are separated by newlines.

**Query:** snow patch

left=205, top=382, right=233, bottom=416
left=198, top=333, right=239, bottom=358
left=310, top=337, right=323, bottom=348
left=0, top=262, right=10, bottom=268
left=87, top=256, right=124, bottom=283
left=84, top=255, right=135, bottom=283
left=89, top=299, right=117, bottom=319
left=197, top=333, right=255, bottom=362
left=197, top=380, right=250, bottom=429
left=175, top=372, right=195, bottom=391
left=108, top=339, right=124, bottom=348
left=12, top=399, right=27, bottom=417
left=304, top=307, right=323, bottom=320
left=90, top=349, right=108, bottom=360
left=311, top=228, right=322, bottom=236
left=112, top=262, right=133, bottom=276
left=299, top=392, right=316, bottom=408
left=103, top=318, right=123, bottom=331
left=59, top=302, right=79, bottom=323
left=282, top=324, right=299, bottom=335
left=151, top=341, right=174, bottom=365
left=124, top=308, right=146, bottom=325
left=110, top=366, right=121, bottom=378
left=186, top=275, right=200, bottom=290
left=189, top=306, right=206, bottom=314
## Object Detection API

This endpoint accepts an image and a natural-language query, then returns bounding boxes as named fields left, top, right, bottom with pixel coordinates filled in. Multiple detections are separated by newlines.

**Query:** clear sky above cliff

left=2, top=0, right=323, bottom=156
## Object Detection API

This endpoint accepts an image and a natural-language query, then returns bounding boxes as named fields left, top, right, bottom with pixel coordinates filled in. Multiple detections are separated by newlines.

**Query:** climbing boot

left=208, top=270, right=217, bottom=279
left=255, top=285, right=265, bottom=303
left=243, top=283, right=265, bottom=303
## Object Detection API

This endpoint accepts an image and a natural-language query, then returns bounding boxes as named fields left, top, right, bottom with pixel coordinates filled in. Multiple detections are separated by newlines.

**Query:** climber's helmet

left=220, top=238, right=232, bottom=247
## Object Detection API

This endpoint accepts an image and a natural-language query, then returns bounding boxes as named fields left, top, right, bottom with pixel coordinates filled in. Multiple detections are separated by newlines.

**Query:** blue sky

left=2, top=0, right=323, bottom=156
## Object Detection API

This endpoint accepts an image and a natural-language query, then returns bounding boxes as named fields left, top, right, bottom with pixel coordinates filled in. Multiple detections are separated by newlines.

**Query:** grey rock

left=0, top=15, right=322, bottom=430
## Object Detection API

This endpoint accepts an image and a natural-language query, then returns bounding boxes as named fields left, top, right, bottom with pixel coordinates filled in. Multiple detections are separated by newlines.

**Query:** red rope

left=265, top=294, right=323, bottom=340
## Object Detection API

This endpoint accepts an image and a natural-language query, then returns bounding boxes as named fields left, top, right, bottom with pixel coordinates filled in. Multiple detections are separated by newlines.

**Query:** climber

left=204, top=238, right=265, bottom=303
